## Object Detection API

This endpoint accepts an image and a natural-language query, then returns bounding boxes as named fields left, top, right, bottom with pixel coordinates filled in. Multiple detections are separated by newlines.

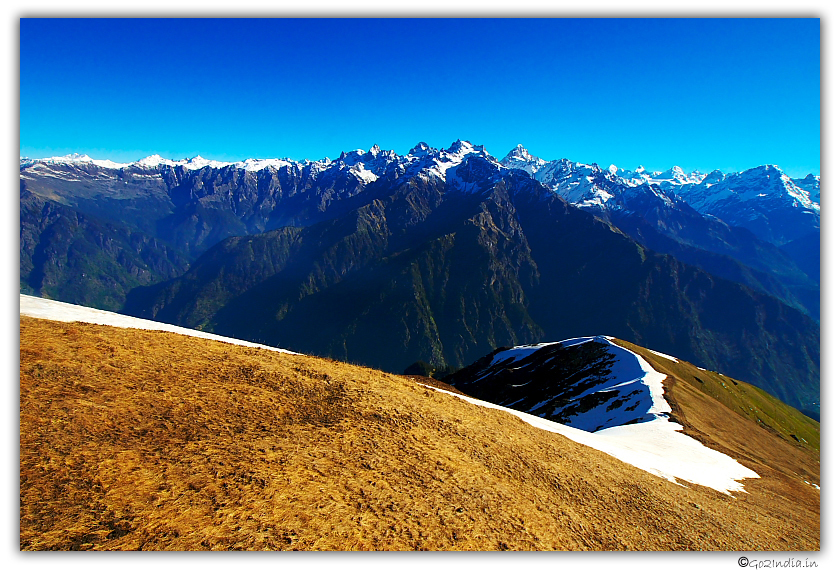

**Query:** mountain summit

left=500, top=144, right=547, bottom=174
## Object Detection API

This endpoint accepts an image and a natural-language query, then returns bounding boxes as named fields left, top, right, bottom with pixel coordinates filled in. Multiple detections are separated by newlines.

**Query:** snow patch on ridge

left=20, top=295, right=299, bottom=356
left=234, top=158, right=296, bottom=172
left=437, top=336, right=759, bottom=495
left=22, top=153, right=132, bottom=169
left=647, top=349, right=679, bottom=362
left=482, top=336, right=669, bottom=431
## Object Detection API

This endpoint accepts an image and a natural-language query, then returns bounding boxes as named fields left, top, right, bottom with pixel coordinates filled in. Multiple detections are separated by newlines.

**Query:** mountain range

left=19, top=142, right=820, bottom=416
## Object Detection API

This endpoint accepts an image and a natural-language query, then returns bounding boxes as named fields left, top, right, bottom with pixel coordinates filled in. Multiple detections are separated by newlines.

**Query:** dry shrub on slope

left=20, top=317, right=819, bottom=550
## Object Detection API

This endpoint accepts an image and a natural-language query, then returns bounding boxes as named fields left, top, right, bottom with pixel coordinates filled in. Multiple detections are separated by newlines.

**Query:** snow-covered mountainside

left=22, top=144, right=818, bottom=246
left=499, top=147, right=819, bottom=246
left=674, top=165, right=820, bottom=245
left=500, top=146, right=700, bottom=213
left=793, top=173, right=820, bottom=204
left=448, top=336, right=671, bottom=432
left=678, top=164, right=818, bottom=213
left=444, top=335, right=759, bottom=494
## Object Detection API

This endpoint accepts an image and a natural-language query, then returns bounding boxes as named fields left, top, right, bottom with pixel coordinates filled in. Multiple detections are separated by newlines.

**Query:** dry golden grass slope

left=20, top=316, right=819, bottom=551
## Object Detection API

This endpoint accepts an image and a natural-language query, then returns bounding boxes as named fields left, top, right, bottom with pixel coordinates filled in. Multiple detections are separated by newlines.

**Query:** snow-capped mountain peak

left=654, top=165, right=686, bottom=181
left=408, top=142, right=432, bottom=156
left=700, top=169, right=726, bottom=186
left=672, top=163, right=820, bottom=245
left=19, top=144, right=820, bottom=241
left=234, top=158, right=295, bottom=172
left=446, top=139, right=479, bottom=157
left=134, top=154, right=183, bottom=168
left=135, top=154, right=166, bottom=167
left=22, top=153, right=131, bottom=170
left=184, top=156, right=228, bottom=170
left=504, top=143, right=535, bottom=162
left=500, top=144, right=548, bottom=174
left=793, top=173, right=820, bottom=204
left=414, top=140, right=493, bottom=183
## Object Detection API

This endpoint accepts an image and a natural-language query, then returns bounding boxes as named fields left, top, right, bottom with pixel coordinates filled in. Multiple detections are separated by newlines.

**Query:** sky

left=19, top=17, right=821, bottom=176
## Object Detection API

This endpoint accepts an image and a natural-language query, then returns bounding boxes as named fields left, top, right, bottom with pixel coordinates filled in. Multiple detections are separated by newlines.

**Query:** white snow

left=350, top=163, right=379, bottom=183
left=26, top=153, right=296, bottom=173
left=486, top=336, right=672, bottom=432
left=427, top=383, right=758, bottom=495
left=674, top=164, right=820, bottom=218
left=500, top=144, right=548, bottom=174
left=91, top=158, right=131, bottom=169
left=647, top=349, right=679, bottom=362
left=134, top=154, right=180, bottom=168
left=505, top=152, right=707, bottom=196
left=24, top=153, right=132, bottom=169
left=233, top=158, right=295, bottom=172
left=182, top=156, right=232, bottom=170
left=19, top=294, right=299, bottom=356
left=429, top=336, right=760, bottom=495
left=416, top=140, right=497, bottom=183
left=488, top=342, right=560, bottom=366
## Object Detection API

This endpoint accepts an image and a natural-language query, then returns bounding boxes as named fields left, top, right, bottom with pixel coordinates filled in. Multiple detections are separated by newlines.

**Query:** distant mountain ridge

left=498, top=147, right=819, bottom=319
left=19, top=141, right=820, bottom=415
left=20, top=186, right=190, bottom=311
left=21, top=144, right=820, bottom=249
left=499, top=146, right=819, bottom=245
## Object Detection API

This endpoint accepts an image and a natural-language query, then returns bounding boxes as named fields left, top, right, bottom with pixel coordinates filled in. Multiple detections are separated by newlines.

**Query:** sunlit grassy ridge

left=20, top=317, right=819, bottom=550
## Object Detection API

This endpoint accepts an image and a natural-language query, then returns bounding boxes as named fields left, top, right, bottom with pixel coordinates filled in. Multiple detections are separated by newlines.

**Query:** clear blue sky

left=19, top=18, right=820, bottom=177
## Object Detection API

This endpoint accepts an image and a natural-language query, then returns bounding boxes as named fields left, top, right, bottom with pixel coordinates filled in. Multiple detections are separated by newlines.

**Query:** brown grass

left=20, top=316, right=819, bottom=550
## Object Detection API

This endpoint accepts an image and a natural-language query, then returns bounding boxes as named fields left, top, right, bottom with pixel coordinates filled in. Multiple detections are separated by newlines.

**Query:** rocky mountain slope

left=19, top=302, right=819, bottom=550
left=675, top=165, right=820, bottom=246
left=20, top=186, right=190, bottom=311
left=121, top=163, right=819, bottom=415
left=20, top=143, right=821, bottom=415
left=501, top=147, right=819, bottom=320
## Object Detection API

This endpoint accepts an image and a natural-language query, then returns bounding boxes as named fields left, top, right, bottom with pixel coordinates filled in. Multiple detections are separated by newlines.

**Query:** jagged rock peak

left=504, top=144, right=538, bottom=162
left=447, top=139, right=476, bottom=154
left=701, top=169, right=726, bottom=184
left=408, top=142, right=432, bottom=156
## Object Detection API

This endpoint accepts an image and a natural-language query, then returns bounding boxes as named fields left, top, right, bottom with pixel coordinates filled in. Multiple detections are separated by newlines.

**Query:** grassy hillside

left=20, top=316, right=819, bottom=550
